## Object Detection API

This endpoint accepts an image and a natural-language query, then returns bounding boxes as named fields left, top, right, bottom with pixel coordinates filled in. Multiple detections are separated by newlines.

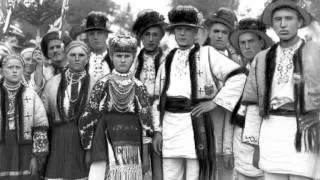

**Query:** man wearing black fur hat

left=84, top=11, right=113, bottom=78
left=152, top=5, right=246, bottom=180
left=242, top=0, right=320, bottom=179
left=132, top=9, right=167, bottom=180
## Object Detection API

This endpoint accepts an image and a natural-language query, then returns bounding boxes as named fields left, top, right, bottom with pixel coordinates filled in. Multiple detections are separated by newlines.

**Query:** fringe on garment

left=106, top=145, right=142, bottom=180
left=106, top=164, right=142, bottom=180
left=295, top=114, right=320, bottom=154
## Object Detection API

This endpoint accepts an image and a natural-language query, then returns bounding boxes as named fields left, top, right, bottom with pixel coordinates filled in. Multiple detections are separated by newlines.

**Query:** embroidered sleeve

left=79, top=79, right=106, bottom=150
left=136, top=83, right=153, bottom=143
left=242, top=105, right=262, bottom=146
left=223, top=112, right=233, bottom=155
left=152, top=63, right=165, bottom=132
left=207, top=46, right=247, bottom=112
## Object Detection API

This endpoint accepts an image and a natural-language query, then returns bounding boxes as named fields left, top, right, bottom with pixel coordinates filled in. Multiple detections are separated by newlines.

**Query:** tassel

left=295, top=128, right=302, bottom=152
left=302, top=120, right=320, bottom=153
left=107, top=164, right=142, bottom=180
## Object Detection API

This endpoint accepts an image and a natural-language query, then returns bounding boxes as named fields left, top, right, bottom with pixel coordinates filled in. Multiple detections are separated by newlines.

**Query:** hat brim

left=229, top=29, right=274, bottom=53
left=167, top=23, right=202, bottom=31
left=262, top=1, right=311, bottom=28
left=204, top=17, right=234, bottom=31
left=84, top=27, right=113, bottom=33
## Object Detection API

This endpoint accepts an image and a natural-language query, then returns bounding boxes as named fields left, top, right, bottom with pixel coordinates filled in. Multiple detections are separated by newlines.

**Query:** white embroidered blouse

left=270, top=40, right=302, bottom=110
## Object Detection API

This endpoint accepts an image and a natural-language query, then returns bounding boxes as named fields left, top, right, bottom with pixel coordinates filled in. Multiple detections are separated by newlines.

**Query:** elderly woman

left=79, top=32, right=153, bottom=180
left=0, top=55, right=49, bottom=180
left=41, top=41, right=98, bottom=180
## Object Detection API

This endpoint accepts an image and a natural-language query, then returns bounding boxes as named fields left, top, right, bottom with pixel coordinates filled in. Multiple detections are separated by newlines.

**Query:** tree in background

left=66, top=0, right=119, bottom=25
left=171, top=0, right=239, bottom=16
left=113, top=3, right=134, bottom=32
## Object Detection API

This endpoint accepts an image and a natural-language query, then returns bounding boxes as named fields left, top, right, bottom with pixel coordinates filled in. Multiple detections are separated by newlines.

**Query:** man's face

left=272, top=8, right=302, bottom=41
left=239, top=32, right=264, bottom=60
left=141, top=26, right=163, bottom=52
left=47, top=39, right=65, bottom=65
left=21, top=51, right=36, bottom=75
left=87, top=30, right=108, bottom=51
left=208, top=23, right=230, bottom=51
left=174, top=26, right=198, bottom=49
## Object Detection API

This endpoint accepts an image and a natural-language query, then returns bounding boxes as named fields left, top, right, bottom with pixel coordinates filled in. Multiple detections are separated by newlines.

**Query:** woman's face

left=66, top=46, right=89, bottom=72
left=22, top=51, right=36, bottom=75
left=112, top=52, right=134, bottom=73
left=2, top=58, right=24, bottom=84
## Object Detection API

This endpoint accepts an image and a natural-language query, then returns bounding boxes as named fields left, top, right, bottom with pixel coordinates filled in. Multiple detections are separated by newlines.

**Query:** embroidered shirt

left=79, top=70, right=153, bottom=149
left=271, top=40, right=302, bottom=110
left=166, top=46, right=193, bottom=98
left=6, top=89, right=17, bottom=130
left=89, top=50, right=110, bottom=78
left=139, top=52, right=158, bottom=97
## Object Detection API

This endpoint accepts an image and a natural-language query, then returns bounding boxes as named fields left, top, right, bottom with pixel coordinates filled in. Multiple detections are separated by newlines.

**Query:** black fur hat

left=167, top=5, right=203, bottom=30
left=132, top=10, right=166, bottom=37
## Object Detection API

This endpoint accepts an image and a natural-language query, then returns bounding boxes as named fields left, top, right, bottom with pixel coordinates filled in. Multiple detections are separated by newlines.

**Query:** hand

left=85, top=150, right=91, bottom=167
left=152, top=132, right=162, bottom=156
left=30, top=157, right=38, bottom=176
left=32, top=48, right=44, bottom=66
left=142, top=144, right=150, bottom=174
left=223, top=154, right=234, bottom=170
left=191, top=101, right=217, bottom=118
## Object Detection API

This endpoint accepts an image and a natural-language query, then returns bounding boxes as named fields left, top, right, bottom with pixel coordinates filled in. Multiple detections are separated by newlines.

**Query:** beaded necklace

left=109, top=70, right=136, bottom=113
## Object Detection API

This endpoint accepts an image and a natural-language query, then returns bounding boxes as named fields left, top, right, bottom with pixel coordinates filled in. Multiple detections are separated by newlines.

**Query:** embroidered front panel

left=140, top=53, right=157, bottom=97
left=89, top=52, right=110, bottom=78
left=166, top=47, right=192, bottom=98
left=7, top=90, right=17, bottom=130
left=271, top=40, right=302, bottom=109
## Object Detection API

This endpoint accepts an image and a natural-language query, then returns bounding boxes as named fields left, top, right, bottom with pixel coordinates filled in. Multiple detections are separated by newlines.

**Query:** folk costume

left=229, top=18, right=274, bottom=179
left=79, top=33, right=153, bottom=180
left=204, top=10, right=241, bottom=180
left=0, top=55, right=49, bottom=180
left=204, top=8, right=242, bottom=66
left=132, top=9, right=167, bottom=180
left=84, top=12, right=113, bottom=79
left=41, top=41, right=97, bottom=180
left=242, top=1, right=320, bottom=179
left=40, top=31, right=72, bottom=82
left=152, top=5, right=247, bottom=180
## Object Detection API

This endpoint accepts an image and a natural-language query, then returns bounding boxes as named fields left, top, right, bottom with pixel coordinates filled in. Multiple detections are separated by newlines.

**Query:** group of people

left=0, top=0, right=319, bottom=180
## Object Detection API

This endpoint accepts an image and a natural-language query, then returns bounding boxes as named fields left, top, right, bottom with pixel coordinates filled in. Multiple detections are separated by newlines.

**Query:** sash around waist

left=164, top=97, right=213, bottom=113
left=165, top=97, right=192, bottom=113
